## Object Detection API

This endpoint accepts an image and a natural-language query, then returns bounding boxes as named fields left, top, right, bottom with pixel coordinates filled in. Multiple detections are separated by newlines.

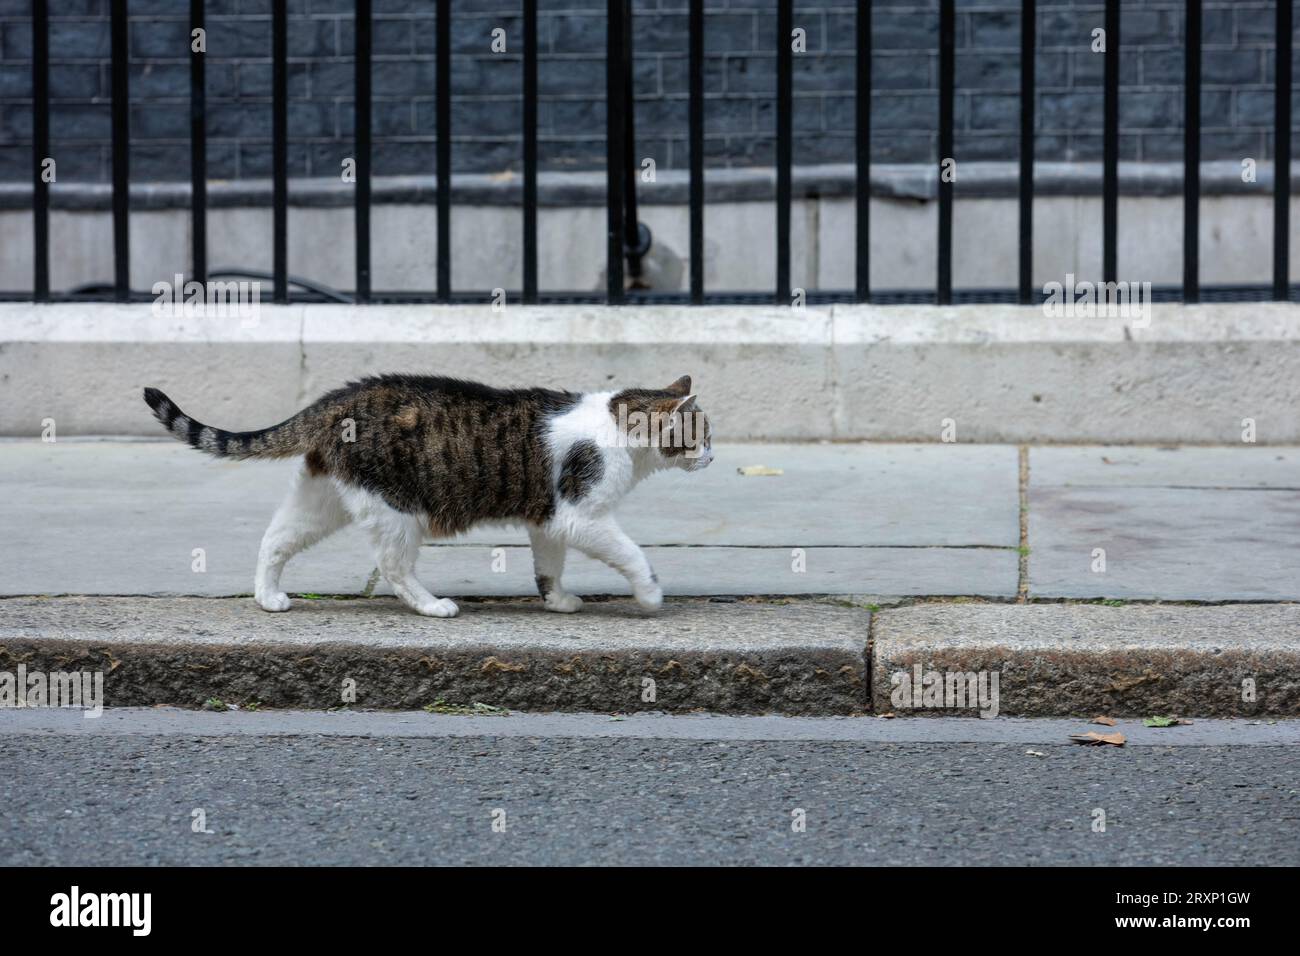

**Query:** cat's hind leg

left=528, top=525, right=582, bottom=613
left=254, top=463, right=351, bottom=612
left=342, top=487, right=458, bottom=618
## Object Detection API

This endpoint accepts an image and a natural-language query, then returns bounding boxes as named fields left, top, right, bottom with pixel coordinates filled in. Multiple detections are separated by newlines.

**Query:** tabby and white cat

left=143, top=374, right=713, bottom=617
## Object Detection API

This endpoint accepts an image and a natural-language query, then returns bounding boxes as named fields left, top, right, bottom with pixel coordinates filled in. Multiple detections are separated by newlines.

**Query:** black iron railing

left=16, top=0, right=1300, bottom=305
left=1274, top=0, right=1294, bottom=301
left=189, top=0, right=206, bottom=293
left=30, top=0, right=48, bottom=301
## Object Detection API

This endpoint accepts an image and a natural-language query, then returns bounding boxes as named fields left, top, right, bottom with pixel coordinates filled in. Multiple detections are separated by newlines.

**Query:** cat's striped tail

left=143, top=387, right=312, bottom=459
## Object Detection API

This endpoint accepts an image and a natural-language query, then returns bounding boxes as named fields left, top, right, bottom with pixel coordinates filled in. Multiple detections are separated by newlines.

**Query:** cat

left=143, top=374, right=713, bottom=618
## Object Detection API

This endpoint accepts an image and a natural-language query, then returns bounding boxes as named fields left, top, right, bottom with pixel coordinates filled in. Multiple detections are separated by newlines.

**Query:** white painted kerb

left=2, top=302, right=1298, bottom=443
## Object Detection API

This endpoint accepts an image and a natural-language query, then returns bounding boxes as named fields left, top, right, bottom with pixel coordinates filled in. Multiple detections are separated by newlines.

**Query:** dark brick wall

left=0, top=0, right=1296, bottom=184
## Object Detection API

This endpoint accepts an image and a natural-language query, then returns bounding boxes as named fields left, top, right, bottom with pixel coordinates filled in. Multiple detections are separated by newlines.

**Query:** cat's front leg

left=568, top=515, right=662, bottom=611
left=528, top=526, right=583, bottom=613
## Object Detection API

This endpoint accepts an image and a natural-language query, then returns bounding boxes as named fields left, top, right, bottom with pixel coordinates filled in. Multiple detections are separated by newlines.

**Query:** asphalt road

left=2, top=711, right=1297, bottom=866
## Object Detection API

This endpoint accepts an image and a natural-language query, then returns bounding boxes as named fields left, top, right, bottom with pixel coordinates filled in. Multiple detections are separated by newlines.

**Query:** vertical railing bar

left=688, top=0, right=704, bottom=304
left=272, top=0, right=288, bottom=303
left=1184, top=0, right=1200, bottom=302
left=355, top=0, right=371, bottom=302
left=937, top=0, right=954, bottom=306
left=437, top=0, right=451, bottom=303
left=621, top=0, right=642, bottom=280
left=110, top=0, right=130, bottom=302
left=855, top=0, right=871, bottom=302
left=32, top=0, right=49, bottom=301
left=1274, top=0, right=1292, bottom=300
left=606, top=0, right=626, bottom=303
left=1019, top=0, right=1035, bottom=305
left=190, top=0, right=206, bottom=287
left=776, top=0, right=792, bottom=305
left=523, top=0, right=538, bottom=303
left=1103, top=0, right=1119, bottom=284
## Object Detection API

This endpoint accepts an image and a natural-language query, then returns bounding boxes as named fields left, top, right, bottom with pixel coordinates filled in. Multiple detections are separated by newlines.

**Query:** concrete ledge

left=1, top=161, right=1295, bottom=210
left=4, top=301, right=1300, bottom=443
left=871, top=603, right=1300, bottom=718
left=0, top=596, right=870, bottom=716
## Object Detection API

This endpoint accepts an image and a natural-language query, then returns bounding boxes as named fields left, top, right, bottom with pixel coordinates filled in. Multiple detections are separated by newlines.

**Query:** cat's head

left=608, top=375, right=714, bottom=471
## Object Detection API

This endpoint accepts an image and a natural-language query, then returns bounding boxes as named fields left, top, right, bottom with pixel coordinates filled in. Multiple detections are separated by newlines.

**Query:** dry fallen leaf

left=1070, top=731, right=1126, bottom=747
left=737, top=465, right=784, bottom=477
left=1092, top=716, right=1118, bottom=726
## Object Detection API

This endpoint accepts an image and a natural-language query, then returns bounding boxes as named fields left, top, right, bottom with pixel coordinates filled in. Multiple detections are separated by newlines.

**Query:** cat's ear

left=664, top=375, right=692, bottom=396
left=656, top=394, right=697, bottom=417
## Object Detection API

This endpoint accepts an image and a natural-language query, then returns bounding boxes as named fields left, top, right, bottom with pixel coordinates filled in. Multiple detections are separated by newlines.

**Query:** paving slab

left=872, top=603, right=1300, bottom=717
left=0, top=596, right=869, bottom=715
left=1030, top=445, right=1300, bottom=489
left=0, top=439, right=1019, bottom=597
left=385, top=545, right=1019, bottom=598
left=1029, top=446, right=1300, bottom=601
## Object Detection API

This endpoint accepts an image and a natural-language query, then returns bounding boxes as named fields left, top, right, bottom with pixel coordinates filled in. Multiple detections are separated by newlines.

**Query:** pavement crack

left=1018, top=445, right=1030, bottom=603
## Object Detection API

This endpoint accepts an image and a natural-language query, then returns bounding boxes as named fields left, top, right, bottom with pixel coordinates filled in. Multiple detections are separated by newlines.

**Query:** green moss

left=423, top=698, right=508, bottom=716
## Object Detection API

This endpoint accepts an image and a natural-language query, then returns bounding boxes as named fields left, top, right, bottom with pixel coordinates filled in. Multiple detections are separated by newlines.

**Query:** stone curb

left=0, top=596, right=870, bottom=716
left=3, top=597, right=1298, bottom=718
left=872, top=603, right=1300, bottom=718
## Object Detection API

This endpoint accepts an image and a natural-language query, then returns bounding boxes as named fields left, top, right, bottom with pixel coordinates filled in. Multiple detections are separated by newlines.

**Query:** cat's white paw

left=545, top=591, right=583, bottom=614
left=634, top=585, right=664, bottom=612
left=257, top=591, right=291, bottom=613
left=417, top=598, right=459, bottom=618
